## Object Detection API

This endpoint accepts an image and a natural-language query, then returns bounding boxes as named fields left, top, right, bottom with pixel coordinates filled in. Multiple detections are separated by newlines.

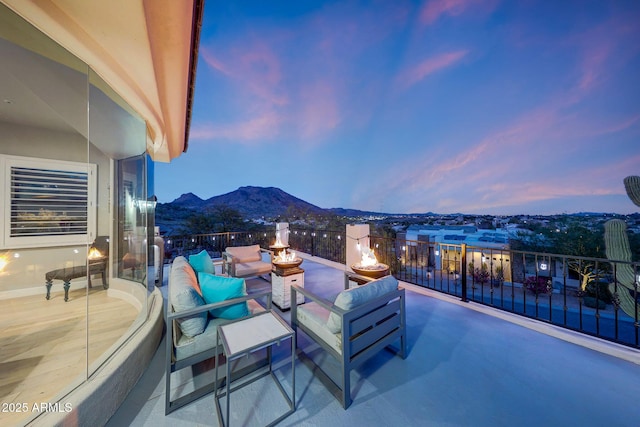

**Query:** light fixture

left=136, top=195, right=157, bottom=213
left=540, top=262, right=548, bottom=271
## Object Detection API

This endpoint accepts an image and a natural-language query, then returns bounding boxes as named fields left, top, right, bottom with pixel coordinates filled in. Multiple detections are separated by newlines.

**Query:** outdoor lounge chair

left=291, top=275, right=406, bottom=408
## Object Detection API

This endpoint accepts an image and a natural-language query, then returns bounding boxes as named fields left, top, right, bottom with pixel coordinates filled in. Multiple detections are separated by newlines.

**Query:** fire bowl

left=351, top=263, right=390, bottom=279
left=273, top=257, right=303, bottom=269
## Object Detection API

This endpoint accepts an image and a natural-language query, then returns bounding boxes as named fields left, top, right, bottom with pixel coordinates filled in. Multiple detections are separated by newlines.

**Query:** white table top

left=218, top=311, right=293, bottom=357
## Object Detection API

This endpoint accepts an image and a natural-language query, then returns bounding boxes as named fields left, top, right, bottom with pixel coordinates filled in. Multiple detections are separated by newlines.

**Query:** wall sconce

left=136, top=195, right=157, bottom=214
left=539, top=262, right=548, bottom=271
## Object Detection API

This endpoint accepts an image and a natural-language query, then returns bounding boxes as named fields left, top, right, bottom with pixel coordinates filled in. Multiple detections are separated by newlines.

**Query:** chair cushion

left=326, top=275, right=398, bottom=333
left=297, top=302, right=343, bottom=354
left=199, top=272, right=249, bottom=320
left=226, top=245, right=261, bottom=263
left=170, top=257, right=207, bottom=337
left=175, top=299, right=266, bottom=360
left=234, top=261, right=272, bottom=277
left=189, top=250, right=215, bottom=275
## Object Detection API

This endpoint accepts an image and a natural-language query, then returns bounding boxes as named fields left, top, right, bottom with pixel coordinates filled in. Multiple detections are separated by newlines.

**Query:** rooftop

left=108, top=255, right=640, bottom=426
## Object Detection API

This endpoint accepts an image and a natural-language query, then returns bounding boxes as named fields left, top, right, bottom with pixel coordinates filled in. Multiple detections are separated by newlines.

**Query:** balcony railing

left=163, top=228, right=639, bottom=349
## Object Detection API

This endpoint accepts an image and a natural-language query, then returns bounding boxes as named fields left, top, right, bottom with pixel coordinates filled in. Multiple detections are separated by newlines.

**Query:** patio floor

left=106, top=256, right=640, bottom=427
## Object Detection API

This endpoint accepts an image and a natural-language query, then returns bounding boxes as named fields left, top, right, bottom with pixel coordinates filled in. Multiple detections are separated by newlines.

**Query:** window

left=1, top=155, right=96, bottom=248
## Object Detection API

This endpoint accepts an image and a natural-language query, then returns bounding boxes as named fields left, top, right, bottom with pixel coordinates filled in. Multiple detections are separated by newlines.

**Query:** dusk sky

left=156, top=0, right=640, bottom=215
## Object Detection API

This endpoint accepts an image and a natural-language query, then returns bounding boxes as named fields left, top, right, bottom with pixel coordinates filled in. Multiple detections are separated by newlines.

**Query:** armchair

left=222, top=244, right=272, bottom=280
left=291, top=275, right=406, bottom=409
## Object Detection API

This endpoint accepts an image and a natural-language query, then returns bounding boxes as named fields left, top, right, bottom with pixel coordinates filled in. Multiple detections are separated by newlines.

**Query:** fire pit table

left=271, top=250, right=304, bottom=310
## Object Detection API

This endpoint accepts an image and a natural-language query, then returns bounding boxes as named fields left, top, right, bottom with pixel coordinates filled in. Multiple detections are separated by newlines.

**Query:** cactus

left=604, top=175, right=640, bottom=318
left=624, top=176, right=640, bottom=207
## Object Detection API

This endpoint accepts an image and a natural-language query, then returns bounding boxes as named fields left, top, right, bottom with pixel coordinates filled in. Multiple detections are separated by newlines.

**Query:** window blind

left=10, top=166, right=89, bottom=237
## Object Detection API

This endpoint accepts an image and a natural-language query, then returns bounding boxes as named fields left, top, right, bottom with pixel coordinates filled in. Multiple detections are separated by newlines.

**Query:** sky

left=155, top=0, right=640, bottom=215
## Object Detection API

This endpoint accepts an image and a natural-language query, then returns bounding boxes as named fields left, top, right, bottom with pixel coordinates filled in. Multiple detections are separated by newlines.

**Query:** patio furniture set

left=166, top=244, right=407, bottom=424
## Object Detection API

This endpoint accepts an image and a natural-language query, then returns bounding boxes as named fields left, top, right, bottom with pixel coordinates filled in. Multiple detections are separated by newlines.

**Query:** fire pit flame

left=352, top=247, right=389, bottom=279
left=275, top=249, right=297, bottom=263
left=359, top=247, right=378, bottom=267
left=273, top=249, right=303, bottom=269
left=88, top=247, right=103, bottom=259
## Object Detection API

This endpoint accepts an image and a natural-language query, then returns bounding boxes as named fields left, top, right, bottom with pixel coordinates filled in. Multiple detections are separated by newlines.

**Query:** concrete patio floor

left=107, top=256, right=640, bottom=427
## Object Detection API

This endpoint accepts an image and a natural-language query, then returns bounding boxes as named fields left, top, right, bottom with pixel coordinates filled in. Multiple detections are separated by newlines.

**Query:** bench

left=291, top=275, right=406, bottom=408
left=44, top=236, right=110, bottom=302
left=45, top=258, right=108, bottom=301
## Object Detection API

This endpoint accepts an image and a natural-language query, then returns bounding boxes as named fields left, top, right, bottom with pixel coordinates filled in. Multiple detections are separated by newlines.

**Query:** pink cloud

left=201, top=44, right=288, bottom=107
left=189, top=110, right=282, bottom=143
left=420, top=0, right=500, bottom=26
left=295, top=80, right=341, bottom=140
left=396, top=50, right=469, bottom=90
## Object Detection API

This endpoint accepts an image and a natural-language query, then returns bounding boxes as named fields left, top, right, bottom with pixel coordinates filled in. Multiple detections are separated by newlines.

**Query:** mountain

left=171, top=192, right=205, bottom=209
left=168, top=186, right=327, bottom=219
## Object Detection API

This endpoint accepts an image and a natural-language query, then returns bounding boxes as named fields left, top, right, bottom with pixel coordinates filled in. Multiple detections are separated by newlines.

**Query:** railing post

left=461, top=243, right=468, bottom=302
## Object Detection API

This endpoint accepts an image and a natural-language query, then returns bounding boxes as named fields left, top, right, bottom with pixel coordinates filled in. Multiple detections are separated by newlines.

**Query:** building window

left=1, top=154, right=96, bottom=248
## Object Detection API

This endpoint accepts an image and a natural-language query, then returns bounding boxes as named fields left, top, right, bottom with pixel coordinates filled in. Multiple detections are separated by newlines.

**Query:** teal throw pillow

left=189, top=250, right=214, bottom=275
left=198, top=272, right=249, bottom=320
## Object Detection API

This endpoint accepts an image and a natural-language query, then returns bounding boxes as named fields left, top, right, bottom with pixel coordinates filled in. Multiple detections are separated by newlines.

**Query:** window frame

left=1, top=154, right=97, bottom=249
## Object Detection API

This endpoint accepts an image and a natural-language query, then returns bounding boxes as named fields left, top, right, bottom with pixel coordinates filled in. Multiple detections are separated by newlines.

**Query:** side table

left=215, top=311, right=296, bottom=427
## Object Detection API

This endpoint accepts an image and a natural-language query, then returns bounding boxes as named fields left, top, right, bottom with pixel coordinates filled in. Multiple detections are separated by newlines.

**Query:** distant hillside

left=166, top=186, right=328, bottom=219
left=171, top=192, right=205, bottom=209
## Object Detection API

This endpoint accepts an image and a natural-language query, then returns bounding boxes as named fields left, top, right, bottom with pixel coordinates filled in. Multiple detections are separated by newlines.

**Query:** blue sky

left=156, top=0, right=640, bottom=215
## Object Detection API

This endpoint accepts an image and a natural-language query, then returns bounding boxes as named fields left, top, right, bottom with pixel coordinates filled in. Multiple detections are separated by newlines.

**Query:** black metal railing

left=369, top=235, right=639, bottom=349
left=163, top=231, right=273, bottom=261
left=163, top=228, right=639, bottom=349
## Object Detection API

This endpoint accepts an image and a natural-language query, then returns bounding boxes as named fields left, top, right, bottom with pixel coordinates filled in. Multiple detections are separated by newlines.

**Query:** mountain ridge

left=165, top=186, right=331, bottom=219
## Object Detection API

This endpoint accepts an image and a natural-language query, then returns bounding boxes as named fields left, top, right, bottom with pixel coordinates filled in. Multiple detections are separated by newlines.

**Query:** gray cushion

left=297, top=302, right=343, bottom=354
left=170, top=256, right=207, bottom=337
left=226, top=245, right=261, bottom=263
left=175, top=300, right=266, bottom=360
left=326, top=275, right=398, bottom=333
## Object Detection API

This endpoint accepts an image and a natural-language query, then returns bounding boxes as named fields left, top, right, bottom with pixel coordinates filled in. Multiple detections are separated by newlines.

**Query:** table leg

left=226, top=355, right=231, bottom=426
left=64, top=281, right=70, bottom=302
left=292, top=332, right=296, bottom=410
left=45, top=279, right=52, bottom=300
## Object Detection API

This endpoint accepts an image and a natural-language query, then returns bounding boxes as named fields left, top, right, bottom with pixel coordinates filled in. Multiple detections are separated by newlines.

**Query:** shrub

left=585, top=280, right=613, bottom=304
left=583, top=296, right=607, bottom=309
left=472, top=267, right=490, bottom=285
left=523, top=276, right=552, bottom=295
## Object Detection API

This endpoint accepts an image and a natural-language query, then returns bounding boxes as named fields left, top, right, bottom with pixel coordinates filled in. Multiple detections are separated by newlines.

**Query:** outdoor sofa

left=165, top=253, right=271, bottom=414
